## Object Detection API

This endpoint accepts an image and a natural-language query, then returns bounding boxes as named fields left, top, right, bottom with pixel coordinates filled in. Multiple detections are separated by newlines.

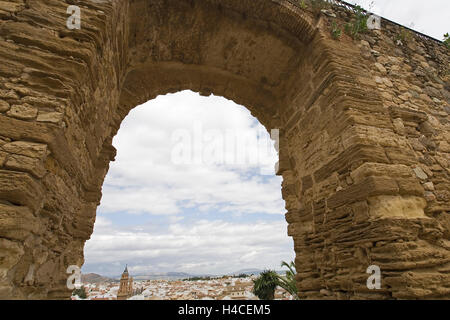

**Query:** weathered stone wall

left=0, top=0, right=448, bottom=299
left=283, top=3, right=450, bottom=299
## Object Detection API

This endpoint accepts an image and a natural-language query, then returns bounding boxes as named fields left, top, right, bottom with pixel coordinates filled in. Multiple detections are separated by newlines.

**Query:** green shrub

left=72, top=286, right=87, bottom=299
left=297, top=0, right=307, bottom=9
left=252, top=270, right=279, bottom=300
left=331, top=21, right=342, bottom=40
left=344, top=5, right=369, bottom=39
left=395, top=28, right=413, bottom=45
left=309, top=0, right=330, bottom=17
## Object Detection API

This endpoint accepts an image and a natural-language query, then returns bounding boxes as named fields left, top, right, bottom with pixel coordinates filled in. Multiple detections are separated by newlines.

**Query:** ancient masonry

left=0, top=0, right=448, bottom=299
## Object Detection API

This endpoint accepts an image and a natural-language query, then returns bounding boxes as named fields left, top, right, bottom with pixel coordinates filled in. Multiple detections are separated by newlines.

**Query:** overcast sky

left=82, top=1, right=449, bottom=277
left=352, top=0, right=449, bottom=40
left=83, top=92, right=290, bottom=276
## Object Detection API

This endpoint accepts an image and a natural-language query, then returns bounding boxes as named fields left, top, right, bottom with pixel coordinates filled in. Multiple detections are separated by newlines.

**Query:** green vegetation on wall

left=344, top=5, right=369, bottom=40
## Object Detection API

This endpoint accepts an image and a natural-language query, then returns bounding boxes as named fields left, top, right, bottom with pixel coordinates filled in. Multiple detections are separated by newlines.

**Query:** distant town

left=72, top=267, right=294, bottom=300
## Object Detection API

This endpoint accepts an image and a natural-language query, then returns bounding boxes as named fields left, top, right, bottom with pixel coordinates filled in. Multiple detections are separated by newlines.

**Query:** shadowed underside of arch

left=0, top=0, right=449, bottom=299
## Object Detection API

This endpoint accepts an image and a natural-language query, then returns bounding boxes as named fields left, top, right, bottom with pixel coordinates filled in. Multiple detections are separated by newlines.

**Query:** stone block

left=0, top=204, right=40, bottom=240
left=6, top=104, right=38, bottom=120
left=0, top=170, right=44, bottom=212
left=350, top=163, right=413, bottom=185
left=396, top=178, right=425, bottom=196
left=0, top=151, right=6, bottom=167
left=314, top=144, right=389, bottom=183
left=1, top=141, right=48, bottom=159
left=36, top=111, right=63, bottom=124
left=4, top=154, right=47, bottom=178
left=0, top=90, right=19, bottom=100
left=0, top=238, right=24, bottom=281
left=0, top=100, right=10, bottom=112
left=327, top=176, right=399, bottom=209
left=413, top=166, right=428, bottom=180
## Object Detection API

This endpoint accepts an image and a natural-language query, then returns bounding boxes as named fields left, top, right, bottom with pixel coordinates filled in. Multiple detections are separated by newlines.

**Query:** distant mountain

left=85, top=268, right=286, bottom=282
left=228, top=269, right=263, bottom=276
left=81, top=273, right=117, bottom=284
left=132, top=272, right=193, bottom=280
left=229, top=269, right=286, bottom=276
left=122, top=270, right=286, bottom=280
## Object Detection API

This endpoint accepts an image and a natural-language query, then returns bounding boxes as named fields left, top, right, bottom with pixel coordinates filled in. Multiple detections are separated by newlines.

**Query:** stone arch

left=0, top=0, right=449, bottom=299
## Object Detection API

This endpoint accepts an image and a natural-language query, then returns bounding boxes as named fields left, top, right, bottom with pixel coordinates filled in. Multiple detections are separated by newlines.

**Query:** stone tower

left=117, top=265, right=133, bottom=300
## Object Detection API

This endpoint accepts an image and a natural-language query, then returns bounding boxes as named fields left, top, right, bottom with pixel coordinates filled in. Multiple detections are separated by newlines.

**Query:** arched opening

left=83, top=90, right=294, bottom=284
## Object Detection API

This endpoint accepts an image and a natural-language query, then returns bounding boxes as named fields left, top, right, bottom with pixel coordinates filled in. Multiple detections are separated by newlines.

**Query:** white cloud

left=84, top=91, right=291, bottom=276
left=98, top=91, right=284, bottom=217
left=84, top=217, right=293, bottom=276
left=354, top=0, right=449, bottom=40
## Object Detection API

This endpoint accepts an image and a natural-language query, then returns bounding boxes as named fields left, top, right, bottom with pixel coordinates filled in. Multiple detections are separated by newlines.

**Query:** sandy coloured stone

left=6, top=104, right=38, bottom=120
left=21, top=96, right=63, bottom=110
left=419, top=93, right=432, bottom=102
left=419, top=121, right=436, bottom=137
left=0, top=203, right=40, bottom=241
left=0, top=151, right=6, bottom=167
left=368, top=195, right=427, bottom=219
left=380, top=91, right=393, bottom=101
left=36, top=111, right=63, bottom=124
left=424, top=191, right=437, bottom=202
left=439, top=141, right=450, bottom=153
left=0, top=1, right=25, bottom=13
left=0, top=0, right=448, bottom=301
left=382, top=78, right=393, bottom=87
left=0, top=100, right=10, bottom=112
left=374, top=62, right=387, bottom=75
left=399, top=93, right=412, bottom=101
left=0, top=137, right=10, bottom=146
left=360, top=46, right=372, bottom=60
left=0, top=238, right=24, bottom=280
left=392, top=118, right=406, bottom=135
left=409, top=138, right=425, bottom=151
left=423, top=182, right=435, bottom=191
left=413, top=167, right=428, bottom=180
left=1, top=141, right=48, bottom=159
left=4, top=154, right=47, bottom=178
left=444, top=106, right=450, bottom=114
left=0, top=89, right=19, bottom=99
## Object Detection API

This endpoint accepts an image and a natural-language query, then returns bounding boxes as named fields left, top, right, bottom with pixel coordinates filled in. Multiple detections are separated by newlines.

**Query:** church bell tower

left=117, top=265, right=133, bottom=300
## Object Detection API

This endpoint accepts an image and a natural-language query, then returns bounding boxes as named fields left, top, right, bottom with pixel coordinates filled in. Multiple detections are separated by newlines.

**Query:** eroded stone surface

left=0, top=100, right=9, bottom=112
left=0, top=0, right=448, bottom=300
left=6, top=104, right=38, bottom=120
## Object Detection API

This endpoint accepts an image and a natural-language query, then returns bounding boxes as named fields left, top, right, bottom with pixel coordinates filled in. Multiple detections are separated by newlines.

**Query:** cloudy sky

left=82, top=92, right=289, bottom=277
left=352, top=0, right=449, bottom=40
left=82, top=1, right=449, bottom=277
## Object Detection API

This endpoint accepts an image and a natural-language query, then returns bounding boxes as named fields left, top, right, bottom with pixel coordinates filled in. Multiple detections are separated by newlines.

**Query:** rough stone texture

left=6, top=104, right=37, bottom=120
left=0, top=100, right=10, bottom=112
left=0, top=0, right=448, bottom=299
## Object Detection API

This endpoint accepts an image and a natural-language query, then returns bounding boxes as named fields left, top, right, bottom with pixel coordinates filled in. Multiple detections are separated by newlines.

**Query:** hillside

left=81, top=273, right=116, bottom=284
